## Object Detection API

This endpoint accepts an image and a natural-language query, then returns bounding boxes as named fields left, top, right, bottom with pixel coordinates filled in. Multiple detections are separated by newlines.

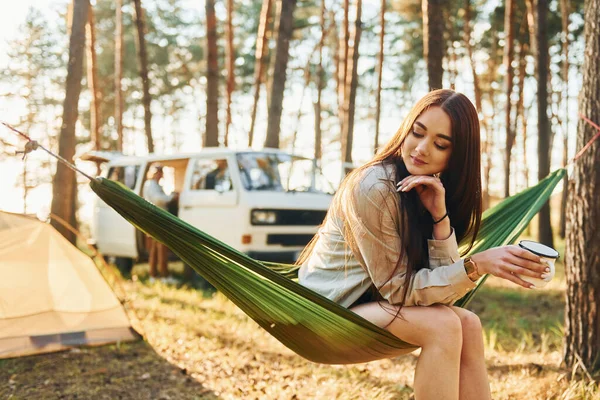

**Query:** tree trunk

left=564, top=0, right=600, bottom=371
left=114, top=0, right=124, bottom=152
left=224, top=0, right=235, bottom=147
left=338, top=0, right=350, bottom=144
left=313, top=0, right=326, bottom=161
left=51, top=0, right=89, bottom=244
left=133, top=0, right=154, bottom=153
left=503, top=0, right=515, bottom=198
left=559, top=0, right=570, bottom=238
left=482, top=26, right=499, bottom=210
left=422, top=0, right=444, bottom=90
left=248, top=0, right=272, bottom=147
left=536, top=0, right=554, bottom=247
left=374, top=0, right=385, bottom=154
left=266, top=0, right=281, bottom=109
left=86, top=4, right=101, bottom=158
left=264, top=0, right=297, bottom=149
left=463, top=0, right=489, bottom=187
left=204, top=0, right=219, bottom=147
left=341, top=0, right=362, bottom=175
left=515, top=40, right=528, bottom=190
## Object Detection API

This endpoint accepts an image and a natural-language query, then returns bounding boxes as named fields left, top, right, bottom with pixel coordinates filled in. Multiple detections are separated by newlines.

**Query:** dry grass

left=1, top=256, right=599, bottom=399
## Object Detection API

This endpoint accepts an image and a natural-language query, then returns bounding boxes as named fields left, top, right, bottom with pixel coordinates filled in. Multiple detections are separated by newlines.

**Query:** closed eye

left=412, top=131, right=424, bottom=138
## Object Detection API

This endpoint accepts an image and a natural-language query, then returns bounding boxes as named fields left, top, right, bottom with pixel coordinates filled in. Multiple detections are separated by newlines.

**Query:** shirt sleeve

left=345, top=171, right=476, bottom=307
left=143, top=181, right=174, bottom=208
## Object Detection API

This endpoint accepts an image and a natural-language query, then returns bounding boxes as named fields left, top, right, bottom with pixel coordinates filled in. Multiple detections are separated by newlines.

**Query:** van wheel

left=115, top=257, right=134, bottom=277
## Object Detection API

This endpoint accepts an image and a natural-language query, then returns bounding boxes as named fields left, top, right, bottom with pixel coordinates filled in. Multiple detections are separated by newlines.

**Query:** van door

left=178, top=157, right=238, bottom=243
left=95, top=163, right=142, bottom=258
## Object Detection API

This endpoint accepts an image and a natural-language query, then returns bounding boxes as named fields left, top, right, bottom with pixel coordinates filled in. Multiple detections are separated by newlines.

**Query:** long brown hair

left=298, top=89, right=482, bottom=307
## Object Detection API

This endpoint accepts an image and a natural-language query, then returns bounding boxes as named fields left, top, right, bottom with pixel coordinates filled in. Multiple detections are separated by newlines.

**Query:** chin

left=405, top=161, right=433, bottom=176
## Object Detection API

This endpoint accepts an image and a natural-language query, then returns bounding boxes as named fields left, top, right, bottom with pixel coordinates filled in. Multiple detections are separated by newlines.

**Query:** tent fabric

left=0, top=212, right=137, bottom=359
left=89, top=168, right=566, bottom=365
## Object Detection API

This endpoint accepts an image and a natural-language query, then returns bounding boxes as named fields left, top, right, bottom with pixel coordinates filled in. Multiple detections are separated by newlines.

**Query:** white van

left=84, top=149, right=334, bottom=270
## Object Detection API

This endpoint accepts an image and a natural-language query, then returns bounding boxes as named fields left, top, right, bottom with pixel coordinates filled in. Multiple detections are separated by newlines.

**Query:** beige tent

left=0, top=211, right=137, bottom=359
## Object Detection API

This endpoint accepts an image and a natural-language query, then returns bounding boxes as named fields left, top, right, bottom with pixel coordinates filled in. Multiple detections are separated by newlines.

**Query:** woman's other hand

left=471, top=245, right=549, bottom=288
left=397, top=175, right=447, bottom=221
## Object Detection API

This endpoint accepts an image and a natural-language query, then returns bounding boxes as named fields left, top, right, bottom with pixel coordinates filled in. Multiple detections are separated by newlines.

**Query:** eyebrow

left=414, top=121, right=453, bottom=142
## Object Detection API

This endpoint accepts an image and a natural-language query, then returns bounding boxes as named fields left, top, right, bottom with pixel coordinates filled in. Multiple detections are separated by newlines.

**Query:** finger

left=508, top=245, right=542, bottom=263
left=399, top=176, right=431, bottom=191
left=506, top=255, right=548, bottom=275
left=499, top=270, right=536, bottom=289
left=505, top=259, right=544, bottom=279
left=397, top=175, right=419, bottom=187
left=403, top=177, right=443, bottom=193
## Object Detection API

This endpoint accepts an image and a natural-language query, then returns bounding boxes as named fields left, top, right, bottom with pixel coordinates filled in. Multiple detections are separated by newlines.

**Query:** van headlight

left=251, top=210, right=277, bottom=225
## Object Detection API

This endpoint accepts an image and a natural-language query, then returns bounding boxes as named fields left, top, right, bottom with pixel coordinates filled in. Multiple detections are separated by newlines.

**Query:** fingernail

left=541, top=273, right=549, bottom=279
left=530, top=285, right=537, bottom=289
left=544, top=267, right=550, bottom=272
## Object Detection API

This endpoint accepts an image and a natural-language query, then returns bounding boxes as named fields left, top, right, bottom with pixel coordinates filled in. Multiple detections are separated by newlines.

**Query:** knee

left=422, top=306, right=462, bottom=347
left=457, top=310, right=483, bottom=338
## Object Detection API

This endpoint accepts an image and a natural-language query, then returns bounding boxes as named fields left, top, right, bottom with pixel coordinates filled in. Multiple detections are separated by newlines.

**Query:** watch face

left=518, top=240, right=559, bottom=259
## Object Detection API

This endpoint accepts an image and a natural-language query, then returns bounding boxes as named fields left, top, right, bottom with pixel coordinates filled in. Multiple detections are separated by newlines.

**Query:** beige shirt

left=298, top=163, right=476, bottom=308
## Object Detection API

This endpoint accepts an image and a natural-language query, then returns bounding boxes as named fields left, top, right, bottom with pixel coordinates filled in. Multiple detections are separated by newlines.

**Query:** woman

left=298, top=89, right=548, bottom=400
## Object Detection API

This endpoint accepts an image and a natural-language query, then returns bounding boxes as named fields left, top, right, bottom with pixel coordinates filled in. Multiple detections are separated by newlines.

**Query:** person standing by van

left=143, top=165, right=178, bottom=280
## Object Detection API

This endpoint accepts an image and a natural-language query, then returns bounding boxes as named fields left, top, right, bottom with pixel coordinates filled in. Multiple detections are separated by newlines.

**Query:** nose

left=415, top=140, right=430, bottom=156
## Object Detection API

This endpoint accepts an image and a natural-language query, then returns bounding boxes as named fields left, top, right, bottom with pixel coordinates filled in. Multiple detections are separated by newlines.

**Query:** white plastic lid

left=518, top=240, right=559, bottom=259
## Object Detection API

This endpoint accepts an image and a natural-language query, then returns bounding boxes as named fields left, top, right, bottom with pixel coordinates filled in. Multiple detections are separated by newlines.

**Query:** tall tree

left=51, top=0, right=90, bottom=244
left=515, top=38, right=529, bottom=191
left=264, top=0, right=297, bottom=149
left=224, top=0, right=235, bottom=147
left=114, top=0, right=124, bottom=151
left=559, top=0, right=570, bottom=238
left=133, top=0, right=154, bottom=153
left=564, top=0, right=600, bottom=372
left=503, top=0, right=516, bottom=198
left=313, top=0, right=326, bottom=161
left=86, top=4, right=101, bottom=157
left=422, top=0, right=444, bottom=90
left=374, top=0, right=386, bottom=154
left=338, top=0, right=350, bottom=139
left=341, top=0, right=362, bottom=175
left=536, top=0, right=554, bottom=247
left=204, top=0, right=219, bottom=147
left=248, top=0, right=272, bottom=147
left=463, top=0, right=486, bottom=151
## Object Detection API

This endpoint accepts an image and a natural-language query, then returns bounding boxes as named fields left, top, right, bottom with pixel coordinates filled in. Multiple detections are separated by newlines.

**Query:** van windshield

left=236, top=152, right=334, bottom=194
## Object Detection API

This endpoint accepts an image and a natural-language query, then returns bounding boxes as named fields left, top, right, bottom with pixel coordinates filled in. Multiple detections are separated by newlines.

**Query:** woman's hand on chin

left=396, top=174, right=447, bottom=220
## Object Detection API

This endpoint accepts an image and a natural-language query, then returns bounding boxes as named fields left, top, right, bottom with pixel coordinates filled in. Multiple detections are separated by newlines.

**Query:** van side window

left=190, top=159, right=233, bottom=192
left=107, top=165, right=139, bottom=190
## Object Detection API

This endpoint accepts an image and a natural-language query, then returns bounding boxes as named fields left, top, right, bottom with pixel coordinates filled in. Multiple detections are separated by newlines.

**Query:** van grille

left=267, top=234, right=314, bottom=247
left=251, top=209, right=326, bottom=226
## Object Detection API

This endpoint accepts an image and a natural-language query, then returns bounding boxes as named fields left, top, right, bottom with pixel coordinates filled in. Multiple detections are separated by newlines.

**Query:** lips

left=411, top=156, right=427, bottom=166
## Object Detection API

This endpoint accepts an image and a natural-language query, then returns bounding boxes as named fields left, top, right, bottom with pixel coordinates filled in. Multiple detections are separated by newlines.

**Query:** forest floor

left=2, top=240, right=599, bottom=400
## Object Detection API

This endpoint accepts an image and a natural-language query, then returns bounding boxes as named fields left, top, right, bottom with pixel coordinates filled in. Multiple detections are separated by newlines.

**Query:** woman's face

left=401, top=106, right=453, bottom=176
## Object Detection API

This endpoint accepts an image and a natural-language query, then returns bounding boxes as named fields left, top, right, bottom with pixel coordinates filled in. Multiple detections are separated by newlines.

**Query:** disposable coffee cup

left=517, top=240, right=559, bottom=288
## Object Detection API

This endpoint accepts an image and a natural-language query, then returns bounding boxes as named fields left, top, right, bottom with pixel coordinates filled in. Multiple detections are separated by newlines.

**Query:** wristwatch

left=464, top=256, right=481, bottom=282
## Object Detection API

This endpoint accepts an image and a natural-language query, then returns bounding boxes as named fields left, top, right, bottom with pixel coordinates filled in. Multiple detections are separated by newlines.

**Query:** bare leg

left=148, top=237, right=158, bottom=277
left=449, top=307, right=491, bottom=400
left=351, top=302, right=462, bottom=400
left=158, top=243, right=169, bottom=277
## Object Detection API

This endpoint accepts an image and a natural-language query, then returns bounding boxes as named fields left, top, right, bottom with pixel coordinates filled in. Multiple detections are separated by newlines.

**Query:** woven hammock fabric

left=90, top=168, right=565, bottom=364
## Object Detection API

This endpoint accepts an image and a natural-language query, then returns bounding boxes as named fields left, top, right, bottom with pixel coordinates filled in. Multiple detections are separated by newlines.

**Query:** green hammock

left=90, top=168, right=566, bottom=365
